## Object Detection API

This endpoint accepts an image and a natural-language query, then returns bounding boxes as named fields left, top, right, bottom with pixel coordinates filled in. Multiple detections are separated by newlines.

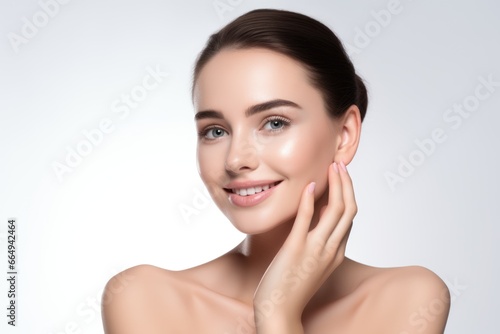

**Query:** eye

left=199, top=126, right=226, bottom=140
left=263, top=116, right=291, bottom=132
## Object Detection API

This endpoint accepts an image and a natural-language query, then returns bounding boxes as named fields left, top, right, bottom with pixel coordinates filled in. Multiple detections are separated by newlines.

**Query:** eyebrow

left=194, top=99, right=301, bottom=121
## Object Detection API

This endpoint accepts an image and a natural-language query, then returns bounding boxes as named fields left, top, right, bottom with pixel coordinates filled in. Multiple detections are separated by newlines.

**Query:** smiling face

left=193, top=47, right=344, bottom=234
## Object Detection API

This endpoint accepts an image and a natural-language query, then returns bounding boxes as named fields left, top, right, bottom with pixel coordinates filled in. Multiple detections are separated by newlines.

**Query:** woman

left=102, top=9, right=450, bottom=333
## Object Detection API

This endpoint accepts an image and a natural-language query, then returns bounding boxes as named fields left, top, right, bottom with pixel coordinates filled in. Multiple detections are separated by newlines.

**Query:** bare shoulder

left=101, top=264, right=185, bottom=334
left=356, top=264, right=451, bottom=333
left=100, top=256, right=242, bottom=334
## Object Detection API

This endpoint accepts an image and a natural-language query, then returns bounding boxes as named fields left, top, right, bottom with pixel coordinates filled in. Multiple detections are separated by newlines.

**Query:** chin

left=227, top=211, right=296, bottom=235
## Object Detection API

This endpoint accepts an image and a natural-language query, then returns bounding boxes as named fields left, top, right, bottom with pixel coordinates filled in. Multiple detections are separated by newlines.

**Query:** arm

left=254, top=315, right=304, bottom=334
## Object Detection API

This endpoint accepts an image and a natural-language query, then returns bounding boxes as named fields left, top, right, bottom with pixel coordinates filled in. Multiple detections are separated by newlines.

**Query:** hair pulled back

left=192, top=8, right=368, bottom=122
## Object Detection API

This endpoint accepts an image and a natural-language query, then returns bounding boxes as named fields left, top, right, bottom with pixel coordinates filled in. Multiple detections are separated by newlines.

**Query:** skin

left=102, top=48, right=451, bottom=333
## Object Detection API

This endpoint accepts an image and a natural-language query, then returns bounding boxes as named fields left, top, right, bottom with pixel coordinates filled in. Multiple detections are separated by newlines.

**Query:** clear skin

left=102, top=48, right=451, bottom=333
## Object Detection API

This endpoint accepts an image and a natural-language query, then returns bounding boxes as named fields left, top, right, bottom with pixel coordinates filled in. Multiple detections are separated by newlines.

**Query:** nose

left=224, top=132, right=259, bottom=175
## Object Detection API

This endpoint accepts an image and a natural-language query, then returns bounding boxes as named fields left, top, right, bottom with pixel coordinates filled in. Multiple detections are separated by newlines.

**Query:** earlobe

left=335, top=105, right=362, bottom=165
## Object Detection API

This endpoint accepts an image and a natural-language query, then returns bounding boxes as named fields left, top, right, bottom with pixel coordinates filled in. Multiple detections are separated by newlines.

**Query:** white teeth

left=233, top=182, right=277, bottom=196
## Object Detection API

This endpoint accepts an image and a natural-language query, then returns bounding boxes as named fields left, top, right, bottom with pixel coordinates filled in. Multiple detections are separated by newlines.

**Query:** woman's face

left=193, top=48, right=342, bottom=234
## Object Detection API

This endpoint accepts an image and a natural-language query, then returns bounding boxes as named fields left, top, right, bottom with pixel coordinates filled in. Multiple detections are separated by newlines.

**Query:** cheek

left=197, top=145, right=225, bottom=190
left=258, top=126, right=332, bottom=175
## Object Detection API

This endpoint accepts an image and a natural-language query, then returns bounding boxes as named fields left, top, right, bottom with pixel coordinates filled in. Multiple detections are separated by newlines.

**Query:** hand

left=253, top=161, right=357, bottom=328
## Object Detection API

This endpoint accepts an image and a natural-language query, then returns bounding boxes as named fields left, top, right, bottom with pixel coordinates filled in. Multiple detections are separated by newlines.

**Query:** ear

left=334, top=104, right=362, bottom=165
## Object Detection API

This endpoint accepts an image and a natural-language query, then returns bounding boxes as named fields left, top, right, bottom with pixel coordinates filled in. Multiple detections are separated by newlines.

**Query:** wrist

left=254, top=316, right=303, bottom=334
left=253, top=303, right=303, bottom=334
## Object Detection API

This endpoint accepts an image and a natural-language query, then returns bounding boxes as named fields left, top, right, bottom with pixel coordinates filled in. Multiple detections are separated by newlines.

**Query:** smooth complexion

left=194, top=47, right=344, bottom=236
left=102, top=47, right=450, bottom=334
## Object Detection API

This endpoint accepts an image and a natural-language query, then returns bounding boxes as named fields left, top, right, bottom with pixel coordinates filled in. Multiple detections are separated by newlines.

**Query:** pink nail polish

left=332, top=162, right=339, bottom=173
left=340, top=161, right=347, bottom=172
left=307, top=182, right=316, bottom=194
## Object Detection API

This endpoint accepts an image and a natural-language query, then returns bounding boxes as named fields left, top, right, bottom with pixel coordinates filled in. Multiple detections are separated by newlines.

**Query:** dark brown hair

left=192, top=8, right=368, bottom=122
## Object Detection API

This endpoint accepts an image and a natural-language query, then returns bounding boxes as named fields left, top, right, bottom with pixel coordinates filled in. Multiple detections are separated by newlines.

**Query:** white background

left=1, top=0, right=499, bottom=333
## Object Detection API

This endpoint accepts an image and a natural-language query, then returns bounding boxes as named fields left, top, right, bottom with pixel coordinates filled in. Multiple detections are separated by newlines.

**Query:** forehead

left=193, top=47, right=318, bottom=111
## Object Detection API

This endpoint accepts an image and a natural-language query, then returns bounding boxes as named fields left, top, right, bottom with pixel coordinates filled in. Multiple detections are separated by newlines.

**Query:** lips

left=224, top=181, right=283, bottom=207
left=227, top=181, right=281, bottom=196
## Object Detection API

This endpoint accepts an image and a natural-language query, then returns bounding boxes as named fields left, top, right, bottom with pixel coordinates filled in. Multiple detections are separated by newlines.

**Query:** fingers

left=319, top=205, right=328, bottom=220
left=288, top=160, right=357, bottom=249
left=288, top=181, right=316, bottom=243
left=310, top=162, right=343, bottom=239
left=326, top=161, right=357, bottom=247
left=338, top=161, right=357, bottom=218
left=312, top=161, right=357, bottom=245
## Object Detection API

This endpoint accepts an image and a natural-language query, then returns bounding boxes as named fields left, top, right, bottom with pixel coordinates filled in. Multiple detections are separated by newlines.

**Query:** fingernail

left=340, top=160, right=347, bottom=172
left=307, top=182, right=316, bottom=194
left=332, top=162, right=339, bottom=173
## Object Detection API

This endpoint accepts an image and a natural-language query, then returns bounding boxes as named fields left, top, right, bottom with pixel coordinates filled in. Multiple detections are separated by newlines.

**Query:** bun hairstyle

left=192, top=8, right=368, bottom=122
